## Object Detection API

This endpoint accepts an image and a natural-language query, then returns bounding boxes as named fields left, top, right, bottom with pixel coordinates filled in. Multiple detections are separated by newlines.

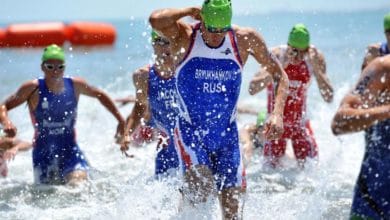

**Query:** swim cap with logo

left=42, top=44, right=65, bottom=62
left=201, top=0, right=232, bottom=31
left=256, top=110, right=267, bottom=127
left=288, top=23, right=310, bottom=50
left=384, top=12, right=390, bottom=31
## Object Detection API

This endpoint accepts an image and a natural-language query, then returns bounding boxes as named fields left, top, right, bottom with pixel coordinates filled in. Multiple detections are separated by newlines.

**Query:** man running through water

left=0, top=44, right=126, bottom=185
left=121, top=31, right=180, bottom=177
left=332, top=55, right=390, bottom=219
left=249, top=24, right=333, bottom=168
left=150, top=0, right=289, bottom=218
left=361, top=12, right=390, bottom=69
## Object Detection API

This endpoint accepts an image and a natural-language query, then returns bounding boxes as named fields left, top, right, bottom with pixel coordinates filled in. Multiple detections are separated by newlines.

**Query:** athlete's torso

left=268, top=45, right=312, bottom=124
left=365, top=119, right=390, bottom=156
left=176, top=23, right=243, bottom=128
left=31, top=77, right=78, bottom=149
left=148, top=65, right=179, bottom=136
left=365, top=42, right=390, bottom=151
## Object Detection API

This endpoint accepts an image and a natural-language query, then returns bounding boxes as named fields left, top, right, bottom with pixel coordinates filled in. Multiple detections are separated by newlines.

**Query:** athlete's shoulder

left=271, top=45, right=285, bottom=56
left=70, top=76, right=88, bottom=86
left=18, top=79, right=39, bottom=91
left=232, top=25, right=259, bottom=37
left=308, top=45, right=325, bottom=59
left=134, top=65, right=150, bottom=75
left=233, top=25, right=265, bottom=50
left=133, top=65, right=150, bottom=80
left=132, top=65, right=149, bottom=86
left=22, top=79, right=39, bottom=87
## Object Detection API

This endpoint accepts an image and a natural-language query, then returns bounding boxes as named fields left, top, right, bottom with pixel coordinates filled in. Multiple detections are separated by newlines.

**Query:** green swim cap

left=151, top=30, right=160, bottom=41
left=384, top=13, right=390, bottom=31
left=256, top=110, right=267, bottom=127
left=288, top=23, right=310, bottom=50
left=42, top=44, right=65, bottom=62
left=201, top=0, right=232, bottom=30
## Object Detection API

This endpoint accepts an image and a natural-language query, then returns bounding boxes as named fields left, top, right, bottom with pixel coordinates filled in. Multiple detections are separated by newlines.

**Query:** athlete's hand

left=120, top=135, right=134, bottom=158
left=263, top=113, right=284, bottom=140
left=0, top=137, right=13, bottom=149
left=156, top=132, right=169, bottom=151
left=3, top=146, right=18, bottom=161
left=188, top=7, right=202, bottom=21
left=2, top=120, right=17, bottom=138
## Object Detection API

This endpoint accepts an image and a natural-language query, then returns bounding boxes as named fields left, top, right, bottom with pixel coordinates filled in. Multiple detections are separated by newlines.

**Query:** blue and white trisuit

left=30, top=77, right=88, bottom=184
left=147, top=65, right=180, bottom=176
left=350, top=43, right=390, bottom=219
left=174, top=23, right=246, bottom=191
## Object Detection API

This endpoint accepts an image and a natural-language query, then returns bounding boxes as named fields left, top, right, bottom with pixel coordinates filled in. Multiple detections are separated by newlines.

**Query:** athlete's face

left=287, top=45, right=308, bottom=64
left=152, top=38, right=173, bottom=66
left=41, top=59, right=65, bottom=81
left=201, top=23, right=228, bottom=47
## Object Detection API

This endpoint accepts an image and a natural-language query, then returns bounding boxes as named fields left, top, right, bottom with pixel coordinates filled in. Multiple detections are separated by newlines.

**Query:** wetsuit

left=174, top=23, right=246, bottom=190
left=265, top=46, right=318, bottom=165
left=148, top=65, right=180, bottom=176
left=31, top=77, right=88, bottom=184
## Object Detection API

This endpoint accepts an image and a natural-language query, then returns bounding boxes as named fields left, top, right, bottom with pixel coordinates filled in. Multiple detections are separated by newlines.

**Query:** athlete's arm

left=1, top=80, right=38, bottom=137
left=149, top=7, right=199, bottom=43
left=249, top=48, right=279, bottom=95
left=240, top=28, right=288, bottom=140
left=308, top=48, right=333, bottom=103
left=2, top=139, right=32, bottom=161
left=361, top=44, right=380, bottom=70
left=115, top=96, right=136, bottom=107
left=332, top=94, right=390, bottom=135
left=72, top=77, right=126, bottom=139
left=249, top=69, right=273, bottom=95
left=237, top=105, right=257, bottom=115
left=245, top=30, right=288, bottom=117
left=124, top=68, right=150, bottom=136
left=332, top=63, right=389, bottom=135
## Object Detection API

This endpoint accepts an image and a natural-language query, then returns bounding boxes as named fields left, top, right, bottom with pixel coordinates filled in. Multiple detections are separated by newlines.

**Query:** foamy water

left=0, top=10, right=386, bottom=219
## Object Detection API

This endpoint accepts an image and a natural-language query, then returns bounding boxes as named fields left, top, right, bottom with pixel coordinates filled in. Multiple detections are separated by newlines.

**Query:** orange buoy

left=66, top=22, right=116, bottom=46
left=4, top=22, right=67, bottom=47
left=0, top=28, right=6, bottom=47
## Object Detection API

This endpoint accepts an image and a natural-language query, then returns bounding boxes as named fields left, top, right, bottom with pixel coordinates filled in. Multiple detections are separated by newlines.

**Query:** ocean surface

left=0, top=9, right=388, bottom=219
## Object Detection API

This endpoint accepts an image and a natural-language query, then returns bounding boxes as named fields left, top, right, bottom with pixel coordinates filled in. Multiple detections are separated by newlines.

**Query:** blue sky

left=0, top=0, right=389, bottom=22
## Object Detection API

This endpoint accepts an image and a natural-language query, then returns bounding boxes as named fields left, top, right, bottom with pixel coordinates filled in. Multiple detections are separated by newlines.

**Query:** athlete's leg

left=214, top=125, right=246, bottom=219
left=62, top=145, right=89, bottom=186
left=263, top=139, right=287, bottom=167
left=291, top=125, right=316, bottom=167
left=182, top=165, right=214, bottom=205
left=219, top=186, right=244, bottom=220
left=65, top=170, right=88, bottom=186
left=305, top=120, right=318, bottom=158
left=155, top=136, right=180, bottom=177
left=174, top=122, right=215, bottom=206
